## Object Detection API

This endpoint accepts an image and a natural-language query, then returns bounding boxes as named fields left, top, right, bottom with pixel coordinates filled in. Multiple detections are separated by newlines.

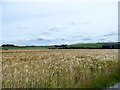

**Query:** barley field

left=1, top=49, right=119, bottom=88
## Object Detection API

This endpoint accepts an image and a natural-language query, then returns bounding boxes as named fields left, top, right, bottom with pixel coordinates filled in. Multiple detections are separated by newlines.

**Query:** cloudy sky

left=1, top=0, right=119, bottom=46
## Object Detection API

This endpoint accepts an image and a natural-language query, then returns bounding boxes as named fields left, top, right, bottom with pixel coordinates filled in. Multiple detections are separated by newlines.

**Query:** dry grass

left=1, top=49, right=119, bottom=88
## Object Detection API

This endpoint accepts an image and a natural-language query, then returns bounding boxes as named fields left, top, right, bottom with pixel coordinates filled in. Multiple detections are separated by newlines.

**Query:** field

left=1, top=49, right=119, bottom=88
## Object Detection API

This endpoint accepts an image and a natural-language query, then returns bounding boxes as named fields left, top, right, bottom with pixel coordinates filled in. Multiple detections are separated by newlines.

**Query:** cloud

left=103, top=32, right=117, bottom=37
left=25, top=36, right=53, bottom=43
left=41, top=25, right=62, bottom=36
left=3, top=0, right=118, bottom=3
left=49, top=25, right=61, bottom=32
left=72, top=35, right=82, bottom=38
left=60, top=38, right=65, bottom=41
left=60, top=36, right=67, bottom=41
left=37, top=38, right=46, bottom=41
left=2, top=1, right=118, bottom=46
left=69, top=22, right=76, bottom=25
left=81, top=22, right=89, bottom=25
left=41, top=31, right=50, bottom=35
left=16, top=26, right=28, bottom=30
left=36, top=36, right=53, bottom=41
left=81, top=38, right=91, bottom=41
left=49, top=27, right=59, bottom=32
left=98, top=38, right=107, bottom=41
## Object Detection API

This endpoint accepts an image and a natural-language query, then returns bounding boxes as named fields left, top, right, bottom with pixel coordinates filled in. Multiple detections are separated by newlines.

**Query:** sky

left=1, top=0, right=119, bottom=46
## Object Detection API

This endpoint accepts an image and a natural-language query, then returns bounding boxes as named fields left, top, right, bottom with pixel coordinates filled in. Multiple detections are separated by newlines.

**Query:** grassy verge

left=84, top=63, right=120, bottom=89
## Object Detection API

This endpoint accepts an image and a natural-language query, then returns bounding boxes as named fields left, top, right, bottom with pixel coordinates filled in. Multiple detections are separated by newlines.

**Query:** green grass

left=1, top=46, right=48, bottom=50
left=69, top=44, right=102, bottom=48
left=85, top=64, right=120, bottom=88
left=68, top=42, right=115, bottom=49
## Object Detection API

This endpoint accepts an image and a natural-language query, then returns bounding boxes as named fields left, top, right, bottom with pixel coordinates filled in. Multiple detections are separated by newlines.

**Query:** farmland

left=1, top=42, right=120, bottom=50
left=1, top=49, right=119, bottom=88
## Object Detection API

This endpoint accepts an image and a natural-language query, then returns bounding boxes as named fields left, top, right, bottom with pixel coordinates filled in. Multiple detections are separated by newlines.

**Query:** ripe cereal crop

left=1, top=49, right=119, bottom=88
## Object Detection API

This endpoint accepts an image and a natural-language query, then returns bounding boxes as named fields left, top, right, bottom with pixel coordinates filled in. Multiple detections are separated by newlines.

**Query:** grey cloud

left=60, top=38, right=66, bottom=41
left=103, top=32, right=117, bottom=37
left=81, top=38, right=91, bottom=41
left=37, top=38, right=45, bottom=41
left=60, top=38, right=65, bottom=41
left=49, top=25, right=61, bottom=32
left=41, top=31, right=50, bottom=35
left=69, top=22, right=89, bottom=26
left=41, top=28, right=59, bottom=36
left=69, top=22, right=76, bottom=25
left=99, top=38, right=107, bottom=41
left=97, top=36, right=109, bottom=42
left=73, top=35, right=82, bottom=38
left=72, top=33, right=83, bottom=37
left=60, top=36, right=67, bottom=41
left=36, top=37, right=52, bottom=41
left=49, top=27, right=60, bottom=32
left=81, top=22, right=89, bottom=25
left=16, top=26, right=28, bottom=29
left=26, top=36, right=53, bottom=43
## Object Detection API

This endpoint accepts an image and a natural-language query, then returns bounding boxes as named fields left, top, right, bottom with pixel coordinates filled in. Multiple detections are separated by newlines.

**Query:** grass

left=85, top=63, right=119, bottom=88
left=1, top=49, right=119, bottom=88
left=1, top=46, right=48, bottom=50
left=68, top=42, right=117, bottom=49
left=69, top=43, right=104, bottom=48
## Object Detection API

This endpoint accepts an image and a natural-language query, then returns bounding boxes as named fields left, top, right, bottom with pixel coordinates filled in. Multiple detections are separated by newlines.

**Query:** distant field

left=1, top=42, right=119, bottom=50
left=1, top=46, right=48, bottom=50
left=1, top=49, right=119, bottom=88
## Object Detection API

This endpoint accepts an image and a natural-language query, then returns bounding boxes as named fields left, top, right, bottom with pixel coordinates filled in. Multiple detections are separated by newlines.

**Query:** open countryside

left=1, top=0, right=119, bottom=89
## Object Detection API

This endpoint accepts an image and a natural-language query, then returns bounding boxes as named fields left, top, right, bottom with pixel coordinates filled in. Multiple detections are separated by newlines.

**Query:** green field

left=1, top=46, right=48, bottom=50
